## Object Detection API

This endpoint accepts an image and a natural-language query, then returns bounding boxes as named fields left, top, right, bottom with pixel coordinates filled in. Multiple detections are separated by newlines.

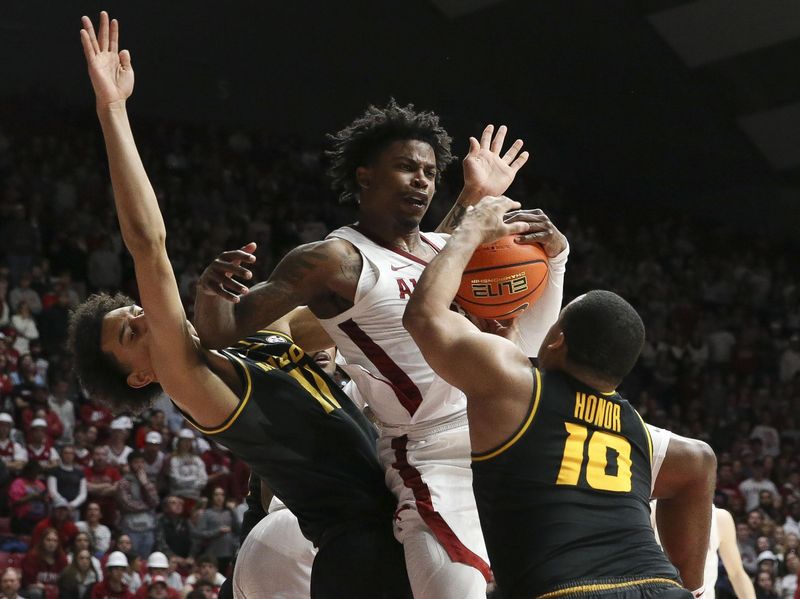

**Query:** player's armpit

left=652, top=434, right=716, bottom=591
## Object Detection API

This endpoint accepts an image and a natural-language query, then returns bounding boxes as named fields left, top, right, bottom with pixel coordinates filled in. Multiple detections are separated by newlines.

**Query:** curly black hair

left=68, top=292, right=162, bottom=415
left=561, top=290, right=646, bottom=382
left=326, top=98, right=456, bottom=203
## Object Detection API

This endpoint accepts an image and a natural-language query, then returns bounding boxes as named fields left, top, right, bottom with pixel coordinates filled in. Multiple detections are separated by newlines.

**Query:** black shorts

left=523, top=579, right=692, bottom=599
left=311, top=521, right=412, bottom=599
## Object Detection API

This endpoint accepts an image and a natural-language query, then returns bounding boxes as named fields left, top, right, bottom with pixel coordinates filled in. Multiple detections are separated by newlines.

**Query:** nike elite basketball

left=456, top=235, right=549, bottom=320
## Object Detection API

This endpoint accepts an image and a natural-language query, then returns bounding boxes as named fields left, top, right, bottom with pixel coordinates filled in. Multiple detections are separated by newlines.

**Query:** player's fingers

left=490, top=125, right=507, bottom=154
left=506, top=221, right=531, bottom=237
left=501, top=139, right=523, bottom=164
left=220, top=250, right=256, bottom=264
left=514, top=231, right=553, bottom=245
left=119, top=49, right=132, bottom=69
left=466, top=136, right=480, bottom=156
left=214, top=260, right=253, bottom=279
left=240, top=241, right=258, bottom=254
left=208, top=284, right=243, bottom=303
left=109, top=18, right=119, bottom=54
left=81, top=16, right=100, bottom=54
left=479, top=124, right=494, bottom=149
left=79, top=29, right=95, bottom=62
left=509, top=150, right=530, bottom=171
left=504, top=209, right=545, bottom=223
left=98, top=11, right=110, bottom=52
left=221, top=278, right=250, bottom=295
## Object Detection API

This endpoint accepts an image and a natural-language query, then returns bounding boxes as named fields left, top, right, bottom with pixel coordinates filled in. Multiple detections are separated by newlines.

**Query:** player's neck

left=562, top=364, right=617, bottom=395
left=355, top=218, right=423, bottom=253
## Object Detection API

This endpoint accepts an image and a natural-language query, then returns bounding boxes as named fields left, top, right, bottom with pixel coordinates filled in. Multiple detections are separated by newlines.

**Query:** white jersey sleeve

left=516, top=243, right=569, bottom=357
left=647, top=423, right=672, bottom=495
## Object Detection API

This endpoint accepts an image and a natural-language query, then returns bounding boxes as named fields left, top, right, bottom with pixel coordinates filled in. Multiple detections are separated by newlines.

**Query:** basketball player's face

left=102, top=305, right=154, bottom=387
left=358, top=139, right=437, bottom=229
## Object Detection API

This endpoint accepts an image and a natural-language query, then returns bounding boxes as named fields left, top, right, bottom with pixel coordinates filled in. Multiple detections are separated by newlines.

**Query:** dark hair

left=197, top=554, right=218, bottom=568
left=560, top=290, right=645, bottom=382
left=68, top=292, right=161, bottom=415
left=326, top=98, right=455, bottom=203
left=127, top=449, right=144, bottom=465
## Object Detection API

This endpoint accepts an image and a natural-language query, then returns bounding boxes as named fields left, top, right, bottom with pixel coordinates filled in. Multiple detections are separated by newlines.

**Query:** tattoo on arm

left=437, top=203, right=468, bottom=234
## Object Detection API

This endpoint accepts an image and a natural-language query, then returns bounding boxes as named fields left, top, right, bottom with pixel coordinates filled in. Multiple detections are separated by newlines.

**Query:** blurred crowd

left=0, top=98, right=798, bottom=598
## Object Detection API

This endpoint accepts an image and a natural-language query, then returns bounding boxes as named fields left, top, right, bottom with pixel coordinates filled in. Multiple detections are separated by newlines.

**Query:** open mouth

left=404, top=194, right=428, bottom=208
left=313, top=352, right=332, bottom=367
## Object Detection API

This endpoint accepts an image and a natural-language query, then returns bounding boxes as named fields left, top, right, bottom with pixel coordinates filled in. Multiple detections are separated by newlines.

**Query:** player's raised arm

left=404, top=196, right=533, bottom=414
left=437, top=124, right=529, bottom=233
left=652, top=433, right=717, bottom=593
left=80, top=12, right=233, bottom=415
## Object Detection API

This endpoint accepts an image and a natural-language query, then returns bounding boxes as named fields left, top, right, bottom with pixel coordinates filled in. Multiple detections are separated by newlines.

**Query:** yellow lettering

left=613, top=405, right=621, bottom=433
left=574, top=392, right=585, bottom=420
left=557, top=422, right=587, bottom=486
left=594, top=398, right=607, bottom=427
left=603, top=403, right=613, bottom=429
left=584, top=395, right=597, bottom=423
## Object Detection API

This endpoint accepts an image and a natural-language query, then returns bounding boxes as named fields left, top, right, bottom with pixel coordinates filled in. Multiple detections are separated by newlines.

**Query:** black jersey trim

left=472, top=368, right=541, bottom=462
left=534, top=577, right=681, bottom=599
left=189, top=352, right=254, bottom=435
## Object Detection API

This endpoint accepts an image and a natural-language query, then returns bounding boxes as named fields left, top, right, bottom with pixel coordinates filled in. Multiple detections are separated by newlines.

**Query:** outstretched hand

left=80, top=11, right=134, bottom=108
left=197, top=242, right=258, bottom=303
left=463, top=125, right=530, bottom=197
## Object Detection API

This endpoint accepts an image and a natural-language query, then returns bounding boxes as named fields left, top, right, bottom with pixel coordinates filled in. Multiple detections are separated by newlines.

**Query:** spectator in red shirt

left=74, top=424, right=97, bottom=468
left=91, top=551, right=133, bottom=599
left=79, top=397, right=114, bottom=440
left=200, top=442, right=231, bottom=496
left=84, top=445, right=121, bottom=527
left=25, top=418, right=59, bottom=470
left=134, top=410, right=167, bottom=450
left=21, top=527, right=68, bottom=599
left=134, top=553, right=180, bottom=599
left=21, top=388, right=63, bottom=442
left=32, top=497, right=79, bottom=548
left=9, top=460, right=48, bottom=534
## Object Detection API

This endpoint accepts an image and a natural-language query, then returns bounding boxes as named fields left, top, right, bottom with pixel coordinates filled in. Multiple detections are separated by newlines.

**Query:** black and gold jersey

left=180, top=331, right=395, bottom=547
left=471, top=368, right=679, bottom=599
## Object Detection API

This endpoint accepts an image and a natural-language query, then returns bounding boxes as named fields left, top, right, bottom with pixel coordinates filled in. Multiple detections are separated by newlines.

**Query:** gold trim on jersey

left=472, top=368, right=542, bottom=462
left=256, top=329, right=294, bottom=341
left=633, top=409, right=653, bottom=465
left=600, top=389, right=616, bottom=396
left=191, top=352, right=253, bottom=435
left=534, top=577, right=681, bottom=599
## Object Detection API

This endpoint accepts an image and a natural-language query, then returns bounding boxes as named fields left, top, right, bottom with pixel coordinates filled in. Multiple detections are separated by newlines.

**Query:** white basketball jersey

left=319, top=226, right=465, bottom=426
left=705, top=506, right=721, bottom=599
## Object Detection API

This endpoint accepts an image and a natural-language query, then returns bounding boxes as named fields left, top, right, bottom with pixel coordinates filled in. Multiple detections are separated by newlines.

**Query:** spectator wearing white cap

left=90, top=551, right=132, bottom=599
left=166, top=429, right=207, bottom=513
left=25, top=418, right=59, bottom=471
left=47, top=444, right=87, bottom=521
left=0, top=412, right=28, bottom=474
left=104, top=416, right=134, bottom=468
left=142, top=431, right=166, bottom=488
left=133, top=553, right=180, bottom=599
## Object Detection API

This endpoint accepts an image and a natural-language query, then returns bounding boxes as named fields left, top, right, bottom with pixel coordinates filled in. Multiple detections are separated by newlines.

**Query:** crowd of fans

left=0, top=99, right=798, bottom=598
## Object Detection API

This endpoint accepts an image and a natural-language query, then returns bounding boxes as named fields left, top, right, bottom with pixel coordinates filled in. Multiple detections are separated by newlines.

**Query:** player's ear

left=356, top=166, right=371, bottom=190
left=548, top=330, right=566, bottom=351
left=127, top=369, right=156, bottom=389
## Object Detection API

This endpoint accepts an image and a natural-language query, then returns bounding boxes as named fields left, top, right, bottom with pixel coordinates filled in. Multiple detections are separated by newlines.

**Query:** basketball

left=456, top=235, right=549, bottom=320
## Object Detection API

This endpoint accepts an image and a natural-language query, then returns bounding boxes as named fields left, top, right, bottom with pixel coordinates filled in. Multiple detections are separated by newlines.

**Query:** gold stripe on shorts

left=535, top=577, right=681, bottom=599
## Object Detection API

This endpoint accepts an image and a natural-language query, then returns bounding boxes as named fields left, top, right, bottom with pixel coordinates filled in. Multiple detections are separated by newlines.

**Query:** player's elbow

left=402, top=298, right=429, bottom=339
left=688, top=440, right=717, bottom=493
